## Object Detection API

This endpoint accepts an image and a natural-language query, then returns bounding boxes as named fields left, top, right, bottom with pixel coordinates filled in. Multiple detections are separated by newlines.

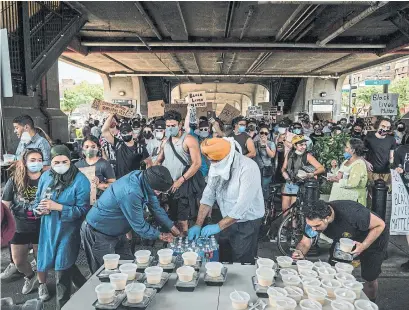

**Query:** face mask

left=133, top=129, right=140, bottom=135
left=199, top=130, right=209, bottom=138
left=20, top=131, right=31, bottom=144
left=27, top=162, right=43, bottom=173
left=84, top=149, right=98, bottom=158
left=295, top=150, right=304, bottom=155
left=143, top=132, right=152, bottom=139
left=122, top=134, right=133, bottom=142
left=344, top=152, right=352, bottom=160
left=293, top=129, right=302, bottom=135
left=378, top=129, right=388, bottom=136
left=278, top=127, right=286, bottom=134
left=52, top=163, right=70, bottom=175
left=314, top=129, right=321, bottom=134
left=165, top=127, right=179, bottom=138
left=353, top=130, right=362, bottom=136
left=155, top=131, right=164, bottom=140
left=238, top=125, right=247, bottom=133
left=398, top=126, right=405, bottom=132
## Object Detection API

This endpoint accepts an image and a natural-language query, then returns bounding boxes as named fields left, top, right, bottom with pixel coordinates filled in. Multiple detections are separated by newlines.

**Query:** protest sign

left=363, top=117, right=376, bottom=131
left=197, top=102, right=213, bottom=118
left=188, top=91, right=206, bottom=107
left=390, top=169, right=409, bottom=235
left=78, top=166, right=97, bottom=205
left=371, top=93, right=398, bottom=116
left=174, top=99, right=187, bottom=104
left=165, top=103, right=188, bottom=118
left=147, top=100, right=165, bottom=118
left=92, top=99, right=134, bottom=118
left=218, top=104, right=241, bottom=124
left=247, top=106, right=263, bottom=119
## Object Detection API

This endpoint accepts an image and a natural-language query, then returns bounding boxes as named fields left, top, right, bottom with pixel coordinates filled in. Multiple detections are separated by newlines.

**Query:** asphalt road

left=1, top=236, right=408, bottom=310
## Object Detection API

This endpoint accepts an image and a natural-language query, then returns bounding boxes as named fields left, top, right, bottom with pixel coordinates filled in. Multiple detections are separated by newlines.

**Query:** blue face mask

left=305, top=224, right=318, bottom=238
left=165, top=126, right=179, bottom=138
left=293, top=129, right=302, bottom=135
left=27, top=162, right=43, bottom=173
left=238, top=125, right=247, bottom=133
left=343, top=152, right=352, bottom=160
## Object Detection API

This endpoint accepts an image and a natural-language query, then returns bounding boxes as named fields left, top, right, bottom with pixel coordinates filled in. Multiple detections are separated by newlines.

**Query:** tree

left=390, top=77, right=409, bottom=112
left=60, top=81, right=103, bottom=115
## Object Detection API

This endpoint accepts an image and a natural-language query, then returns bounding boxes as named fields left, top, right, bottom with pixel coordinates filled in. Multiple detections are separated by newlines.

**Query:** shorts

left=10, top=230, right=40, bottom=245
left=168, top=195, right=190, bottom=221
left=359, top=231, right=389, bottom=282
left=282, top=183, right=299, bottom=196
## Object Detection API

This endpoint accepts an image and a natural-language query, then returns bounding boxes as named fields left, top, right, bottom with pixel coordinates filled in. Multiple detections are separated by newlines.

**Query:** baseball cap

left=119, top=123, right=132, bottom=133
left=154, top=119, right=166, bottom=130
left=292, top=135, right=307, bottom=145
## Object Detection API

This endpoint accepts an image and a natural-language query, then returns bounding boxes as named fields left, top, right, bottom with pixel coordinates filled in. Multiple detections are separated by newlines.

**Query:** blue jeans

left=262, top=175, right=273, bottom=200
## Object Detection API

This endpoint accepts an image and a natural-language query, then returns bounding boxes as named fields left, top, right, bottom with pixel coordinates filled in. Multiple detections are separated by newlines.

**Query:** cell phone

left=207, top=111, right=216, bottom=119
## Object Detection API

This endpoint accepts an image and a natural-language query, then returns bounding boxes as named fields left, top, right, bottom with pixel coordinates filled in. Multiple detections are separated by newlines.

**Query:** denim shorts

left=282, top=183, right=299, bottom=196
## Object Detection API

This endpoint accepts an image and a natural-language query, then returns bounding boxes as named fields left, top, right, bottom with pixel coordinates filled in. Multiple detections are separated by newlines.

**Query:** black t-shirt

left=308, top=200, right=388, bottom=251
left=2, top=177, right=40, bottom=233
left=113, top=137, right=149, bottom=178
left=393, top=144, right=409, bottom=172
left=309, top=132, right=324, bottom=144
left=364, top=132, right=396, bottom=173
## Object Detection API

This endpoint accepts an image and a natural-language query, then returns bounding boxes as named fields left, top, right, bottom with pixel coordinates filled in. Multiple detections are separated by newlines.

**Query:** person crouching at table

left=188, top=137, right=264, bottom=264
left=33, top=145, right=90, bottom=310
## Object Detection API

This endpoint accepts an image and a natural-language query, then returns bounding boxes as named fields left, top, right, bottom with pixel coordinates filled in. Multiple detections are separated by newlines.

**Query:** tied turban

left=201, top=138, right=231, bottom=161
left=143, top=166, right=173, bottom=192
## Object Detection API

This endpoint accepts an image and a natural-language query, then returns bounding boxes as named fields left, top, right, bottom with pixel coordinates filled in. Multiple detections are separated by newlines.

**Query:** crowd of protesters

left=1, top=110, right=409, bottom=307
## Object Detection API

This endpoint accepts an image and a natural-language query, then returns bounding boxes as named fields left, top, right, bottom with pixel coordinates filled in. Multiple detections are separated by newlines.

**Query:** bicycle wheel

left=258, top=200, right=274, bottom=241
left=277, top=210, right=305, bottom=256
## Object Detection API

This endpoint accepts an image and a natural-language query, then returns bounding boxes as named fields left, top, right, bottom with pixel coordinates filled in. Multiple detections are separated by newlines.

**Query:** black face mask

left=398, top=127, right=405, bottom=132
left=122, top=134, right=133, bottom=142
left=353, top=130, right=362, bottom=136
left=378, top=129, right=388, bottom=136
left=143, top=132, right=152, bottom=139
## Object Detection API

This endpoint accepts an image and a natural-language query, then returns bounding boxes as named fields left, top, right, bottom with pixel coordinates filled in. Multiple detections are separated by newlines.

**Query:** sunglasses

left=259, top=132, right=269, bottom=135
left=199, top=128, right=208, bottom=131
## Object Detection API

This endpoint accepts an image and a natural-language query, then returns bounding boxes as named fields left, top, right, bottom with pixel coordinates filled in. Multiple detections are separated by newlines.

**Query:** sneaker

left=0, top=263, right=20, bottom=280
left=22, top=273, right=38, bottom=294
left=401, top=260, right=409, bottom=272
left=38, top=283, right=50, bottom=301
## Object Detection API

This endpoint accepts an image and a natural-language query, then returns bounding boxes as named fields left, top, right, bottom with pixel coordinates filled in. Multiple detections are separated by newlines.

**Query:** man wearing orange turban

left=188, top=137, right=265, bottom=264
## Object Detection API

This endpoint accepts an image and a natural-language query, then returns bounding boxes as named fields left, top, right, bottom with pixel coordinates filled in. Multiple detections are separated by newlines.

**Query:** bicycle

left=258, top=183, right=284, bottom=241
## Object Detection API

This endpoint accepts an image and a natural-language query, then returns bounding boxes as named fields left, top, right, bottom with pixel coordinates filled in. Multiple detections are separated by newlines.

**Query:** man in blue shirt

left=81, top=166, right=181, bottom=273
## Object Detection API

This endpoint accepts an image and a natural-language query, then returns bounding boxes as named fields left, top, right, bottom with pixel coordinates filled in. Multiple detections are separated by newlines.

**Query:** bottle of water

left=211, top=240, right=219, bottom=262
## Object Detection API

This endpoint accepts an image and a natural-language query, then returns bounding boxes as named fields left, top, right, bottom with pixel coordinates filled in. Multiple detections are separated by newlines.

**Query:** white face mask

left=52, top=163, right=70, bottom=175
left=20, top=131, right=31, bottom=144
left=155, top=131, right=164, bottom=140
left=278, top=127, right=287, bottom=134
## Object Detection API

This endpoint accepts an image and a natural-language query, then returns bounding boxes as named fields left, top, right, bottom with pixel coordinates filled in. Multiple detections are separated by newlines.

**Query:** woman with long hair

left=33, top=145, right=90, bottom=309
left=1, top=149, right=47, bottom=297
left=75, top=136, right=116, bottom=199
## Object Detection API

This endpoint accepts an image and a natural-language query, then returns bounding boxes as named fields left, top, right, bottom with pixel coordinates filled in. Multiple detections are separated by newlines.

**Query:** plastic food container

left=176, top=266, right=195, bottom=283
left=119, top=263, right=138, bottom=281
left=313, top=261, right=331, bottom=270
left=342, top=280, right=363, bottom=298
left=103, top=254, right=120, bottom=270
left=280, top=268, right=298, bottom=278
left=182, top=251, right=198, bottom=266
left=317, top=266, right=336, bottom=280
left=282, top=275, right=301, bottom=287
left=257, top=257, right=275, bottom=269
left=95, top=283, right=115, bottom=304
left=299, top=299, right=322, bottom=310
left=331, top=300, right=355, bottom=310
left=157, top=249, right=173, bottom=265
left=335, top=272, right=355, bottom=284
left=321, top=278, right=342, bottom=298
left=134, top=250, right=151, bottom=264
left=256, top=267, right=275, bottom=287
left=339, top=238, right=354, bottom=253
left=284, top=286, right=304, bottom=302
left=109, top=273, right=128, bottom=290
left=277, top=256, right=293, bottom=268
left=276, top=297, right=297, bottom=310
left=335, top=262, right=354, bottom=274
left=205, top=262, right=223, bottom=278
left=306, top=287, right=327, bottom=305
left=354, top=300, right=379, bottom=310
left=3, top=154, right=15, bottom=164
left=334, top=288, right=357, bottom=304
left=125, top=283, right=146, bottom=304
left=302, top=278, right=321, bottom=293
left=229, top=291, right=250, bottom=310
left=296, top=260, right=314, bottom=272
left=299, top=269, right=318, bottom=279
left=267, top=287, right=288, bottom=307
left=145, top=266, right=163, bottom=284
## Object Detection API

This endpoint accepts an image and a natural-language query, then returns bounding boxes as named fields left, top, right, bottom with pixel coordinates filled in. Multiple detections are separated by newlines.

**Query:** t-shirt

left=75, top=158, right=115, bottom=182
left=2, top=177, right=40, bottom=233
left=305, top=200, right=388, bottom=251
left=364, top=132, right=396, bottom=173
left=113, top=137, right=149, bottom=178
left=393, top=144, right=409, bottom=172
left=254, top=140, right=276, bottom=169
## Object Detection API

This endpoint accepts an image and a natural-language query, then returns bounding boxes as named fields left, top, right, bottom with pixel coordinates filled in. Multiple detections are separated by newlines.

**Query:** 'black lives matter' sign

left=390, top=169, right=409, bottom=235
left=371, top=93, right=398, bottom=116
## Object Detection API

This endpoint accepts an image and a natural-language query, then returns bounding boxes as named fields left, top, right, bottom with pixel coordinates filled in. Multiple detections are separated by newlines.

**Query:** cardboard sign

left=147, top=100, right=165, bottom=118
left=247, top=106, right=263, bottom=119
left=165, top=104, right=188, bottom=118
left=197, top=102, right=213, bottom=118
left=371, top=93, right=398, bottom=116
left=188, top=91, right=206, bottom=107
left=390, top=169, right=409, bottom=235
left=92, top=99, right=134, bottom=118
left=218, top=104, right=241, bottom=124
left=174, top=99, right=187, bottom=104
left=78, top=166, right=97, bottom=205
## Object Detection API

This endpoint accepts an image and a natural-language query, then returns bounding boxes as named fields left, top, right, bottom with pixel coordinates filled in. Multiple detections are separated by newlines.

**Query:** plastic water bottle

left=211, top=241, right=219, bottom=262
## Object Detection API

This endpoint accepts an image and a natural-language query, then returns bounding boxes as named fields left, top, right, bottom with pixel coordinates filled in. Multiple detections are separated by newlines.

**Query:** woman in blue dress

left=33, top=145, right=90, bottom=309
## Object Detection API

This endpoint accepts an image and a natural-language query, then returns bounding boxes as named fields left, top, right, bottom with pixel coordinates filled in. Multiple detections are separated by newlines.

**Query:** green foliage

left=390, top=77, right=409, bottom=113
left=355, top=86, right=382, bottom=109
left=312, top=133, right=350, bottom=169
left=60, top=81, right=103, bottom=115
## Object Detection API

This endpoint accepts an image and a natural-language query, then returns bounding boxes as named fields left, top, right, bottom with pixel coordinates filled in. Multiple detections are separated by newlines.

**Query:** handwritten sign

left=371, top=93, right=398, bottom=116
left=363, top=117, right=375, bottom=131
left=197, top=102, right=213, bottom=118
left=78, top=166, right=97, bottom=205
left=188, top=91, right=206, bottom=107
left=390, top=169, right=409, bottom=235
left=247, top=106, right=263, bottom=119
left=92, top=99, right=134, bottom=118
left=148, top=100, right=165, bottom=118
left=218, top=104, right=241, bottom=124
